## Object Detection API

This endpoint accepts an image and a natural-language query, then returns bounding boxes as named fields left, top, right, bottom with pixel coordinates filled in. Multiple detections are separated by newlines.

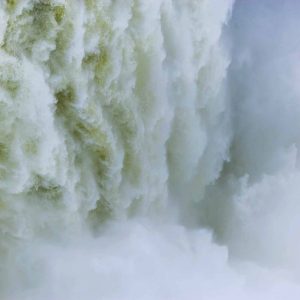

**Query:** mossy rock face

left=0, top=79, right=19, bottom=96
left=53, top=6, right=65, bottom=24
left=2, top=2, right=66, bottom=57
left=93, top=147, right=110, bottom=162
left=83, top=49, right=109, bottom=68
left=6, top=0, right=17, bottom=12
left=33, top=3, right=65, bottom=24
left=31, top=3, right=56, bottom=33
left=0, top=63, right=20, bottom=96
left=97, top=47, right=109, bottom=68
left=55, top=85, right=76, bottom=114
left=83, top=46, right=110, bottom=86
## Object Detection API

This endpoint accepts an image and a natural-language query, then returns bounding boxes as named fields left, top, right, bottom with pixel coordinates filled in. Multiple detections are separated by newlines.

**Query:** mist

left=1, top=0, right=300, bottom=299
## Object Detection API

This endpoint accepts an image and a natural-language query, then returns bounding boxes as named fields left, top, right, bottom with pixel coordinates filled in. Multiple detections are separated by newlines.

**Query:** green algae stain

left=55, top=85, right=76, bottom=114
left=83, top=47, right=109, bottom=68
left=56, top=19, right=73, bottom=50
left=83, top=47, right=110, bottom=86
left=31, top=3, right=54, bottom=32
left=3, top=2, right=66, bottom=56
left=53, top=6, right=65, bottom=24
left=0, top=79, right=19, bottom=96
left=94, top=147, right=110, bottom=162
left=0, top=64, right=19, bottom=96
left=6, top=0, right=17, bottom=12
left=98, top=47, right=109, bottom=67
left=49, top=20, right=73, bottom=73
left=1, top=19, right=20, bottom=55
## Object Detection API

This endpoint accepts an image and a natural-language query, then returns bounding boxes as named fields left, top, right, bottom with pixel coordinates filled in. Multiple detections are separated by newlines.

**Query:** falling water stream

left=1, top=0, right=300, bottom=299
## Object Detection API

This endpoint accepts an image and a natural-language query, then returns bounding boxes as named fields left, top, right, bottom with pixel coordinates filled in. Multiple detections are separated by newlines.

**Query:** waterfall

left=0, top=0, right=300, bottom=299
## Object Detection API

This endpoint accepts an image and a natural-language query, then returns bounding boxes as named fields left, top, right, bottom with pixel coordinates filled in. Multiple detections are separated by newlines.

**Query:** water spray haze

left=0, top=0, right=300, bottom=299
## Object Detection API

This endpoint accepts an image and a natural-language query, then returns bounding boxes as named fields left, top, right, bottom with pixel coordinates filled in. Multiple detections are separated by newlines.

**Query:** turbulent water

left=1, top=0, right=300, bottom=299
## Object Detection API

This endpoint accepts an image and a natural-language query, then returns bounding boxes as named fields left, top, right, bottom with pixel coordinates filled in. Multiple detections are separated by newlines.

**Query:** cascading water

left=1, top=0, right=300, bottom=299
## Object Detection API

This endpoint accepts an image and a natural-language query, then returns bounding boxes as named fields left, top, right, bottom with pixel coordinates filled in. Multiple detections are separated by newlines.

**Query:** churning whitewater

left=1, top=0, right=300, bottom=299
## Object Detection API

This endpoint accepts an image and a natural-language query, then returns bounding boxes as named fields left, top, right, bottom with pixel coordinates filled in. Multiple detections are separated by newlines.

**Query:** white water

left=1, top=0, right=300, bottom=299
